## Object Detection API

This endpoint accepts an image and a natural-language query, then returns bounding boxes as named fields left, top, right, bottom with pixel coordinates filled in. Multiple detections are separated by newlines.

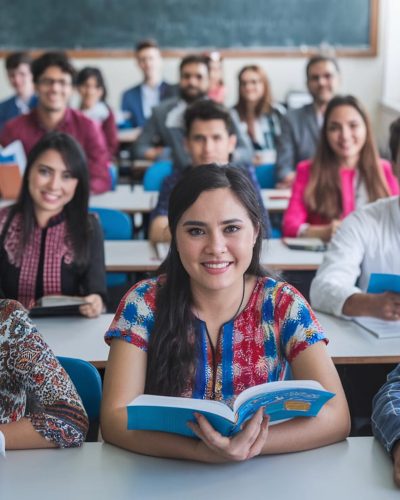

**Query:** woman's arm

left=0, top=419, right=56, bottom=450
left=301, top=220, right=341, bottom=242
left=101, top=339, right=269, bottom=463
left=282, top=161, right=312, bottom=237
left=259, top=341, right=350, bottom=454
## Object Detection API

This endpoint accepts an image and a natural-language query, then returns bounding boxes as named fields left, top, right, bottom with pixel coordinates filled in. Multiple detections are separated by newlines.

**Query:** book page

left=353, top=317, right=400, bottom=339
left=37, top=295, right=89, bottom=307
left=129, top=394, right=234, bottom=421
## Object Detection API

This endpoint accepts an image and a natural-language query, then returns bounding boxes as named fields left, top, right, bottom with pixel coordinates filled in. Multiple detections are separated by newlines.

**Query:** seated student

left=276, top=55, right=340, bottom=189
left=0, top=52, right=37, bottom=132
left=283, top=95, right=399, bottom=241
left=231, top=64, right=285, bottom=167
left=0, top=132, right=107, bottom=317
left=0, top=299, right=88, bottom=449
left=121, top=39, right=176, bottom=129
left=0, top=52, right=110, bottom=194
left=148, top=100, right=271, bottom=243
left=101, top=164, right=350, bottom=462
left=76, top=67, right=118, bottom=161
left=372, top=365, right=400, bottom=488
left=309, top=192, right=400, bottom=318
left=205, top=51, right=226, bottom=104
left=134, top=54, right=252, bottom=170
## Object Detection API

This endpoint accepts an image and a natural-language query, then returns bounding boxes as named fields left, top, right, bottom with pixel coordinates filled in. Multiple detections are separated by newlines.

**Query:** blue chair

left=90, top=207, right=133, bottom=286
left=143, top=161, right=173, bottom=191
left=58, top=356, right=102, bottom=442
left=255, top=163, right=276, bottom=189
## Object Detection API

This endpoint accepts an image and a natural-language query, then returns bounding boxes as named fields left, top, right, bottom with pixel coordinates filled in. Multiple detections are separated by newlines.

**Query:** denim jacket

left=372, top=364, right=400, bottom=455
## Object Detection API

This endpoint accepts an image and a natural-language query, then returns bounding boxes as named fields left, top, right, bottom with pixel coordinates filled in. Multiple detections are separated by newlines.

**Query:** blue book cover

left=127, top=380, right=334, bottom=438
left=367, top=273, right=400, bottom=294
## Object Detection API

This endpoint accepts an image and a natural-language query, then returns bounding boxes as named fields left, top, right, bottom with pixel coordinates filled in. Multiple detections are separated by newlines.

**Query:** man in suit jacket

left=0, top=52, right=37, bottom=132
left=134, top=54, right=252, bottom=170
left=276, top=55, right=340, bottom=188
left=121, top=39, right=176, bottom=128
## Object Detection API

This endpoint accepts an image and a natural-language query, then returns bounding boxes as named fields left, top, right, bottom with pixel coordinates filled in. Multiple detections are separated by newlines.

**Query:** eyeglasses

left=240, top=78, right=262, bottom=87
left=38, top=77, right=72, bottom=88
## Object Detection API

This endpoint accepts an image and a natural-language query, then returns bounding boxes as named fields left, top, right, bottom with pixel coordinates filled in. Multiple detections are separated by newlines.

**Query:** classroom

left=1, top=0, right=400, bottom=497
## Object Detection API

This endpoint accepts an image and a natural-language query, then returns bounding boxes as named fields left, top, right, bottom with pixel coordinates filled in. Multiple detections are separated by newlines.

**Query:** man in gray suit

left=134, top=54, right=252, bottom=170
left=276, top=55, right=340, bottom=188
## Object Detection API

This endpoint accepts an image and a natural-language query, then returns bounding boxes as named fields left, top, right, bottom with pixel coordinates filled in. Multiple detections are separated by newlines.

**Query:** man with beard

left=276, top=55, right=340, bottom=188
left=134, top=54, right=251, bottom=170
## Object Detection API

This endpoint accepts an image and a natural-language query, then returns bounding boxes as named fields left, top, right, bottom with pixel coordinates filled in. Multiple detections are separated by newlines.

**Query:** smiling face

left=78, top=76, right=104, bottom=110
left=28, top=148, right=79, bottom=225
left=137, top=47, right=162, bottom=82
left=179, top=62, right=210, bottom=103
left=307, top=60, right=339, bottom=107
left=239, top=69, right=265, bottom=104
left=175, top=188, right=258, bottom=298
left=35, top=65, right=73, bottom=113
left=326, top=104, right=367, bottom=167
left=7, top=63, right=34, bottom=99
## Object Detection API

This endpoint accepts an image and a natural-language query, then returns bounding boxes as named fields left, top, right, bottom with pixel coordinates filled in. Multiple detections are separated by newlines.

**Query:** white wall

left=0, top=0, right=393, bottom=147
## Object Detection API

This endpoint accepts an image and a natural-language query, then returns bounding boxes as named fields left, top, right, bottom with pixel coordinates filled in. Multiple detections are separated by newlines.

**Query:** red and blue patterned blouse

left=105, top=276, right=327, bottom=406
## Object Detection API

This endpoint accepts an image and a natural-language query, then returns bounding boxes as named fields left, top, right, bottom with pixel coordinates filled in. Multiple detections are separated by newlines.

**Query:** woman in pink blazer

left=283, top=95, right=399, bottom=241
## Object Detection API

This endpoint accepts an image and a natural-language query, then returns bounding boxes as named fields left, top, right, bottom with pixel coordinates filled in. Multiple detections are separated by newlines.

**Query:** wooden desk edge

left=332, top=355, right=400, bottom=365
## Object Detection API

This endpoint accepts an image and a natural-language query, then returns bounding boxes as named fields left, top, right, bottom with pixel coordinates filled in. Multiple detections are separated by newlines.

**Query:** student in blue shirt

left=0, top=52, right=37, bottom=132
left=121, top=39, right=176, bottom=129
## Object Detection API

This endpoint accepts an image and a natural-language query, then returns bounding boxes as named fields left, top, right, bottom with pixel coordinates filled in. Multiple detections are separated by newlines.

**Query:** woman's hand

left=188, top=407, right=269, bottom=462
left=80, top=294, right=104, bottom=318
left=303, top=219, right=341, bottom=242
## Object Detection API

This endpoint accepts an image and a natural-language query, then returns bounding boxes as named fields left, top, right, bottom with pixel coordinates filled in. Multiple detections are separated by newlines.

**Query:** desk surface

left=318, top=312, right=400, bottom=365
left=36, top=314, right=112, bottom=368
left=0, top=438, right=397, bottom=499
left=90, top=185, right=289, bottom=214
left=35, top=298, right=400, bottom=370
left=105, top=239, right=324, bottom=273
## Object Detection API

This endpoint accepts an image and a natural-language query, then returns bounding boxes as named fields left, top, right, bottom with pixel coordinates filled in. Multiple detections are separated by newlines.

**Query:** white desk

left=89, top=186, right=289, bottom=215
left=90, top=185, right=156, bottom=214
left=318, top=312, right=400, bottom=365
left=0, top=438, right=397, bottom=499
left=35, top=314, right=112, bottom=368
left=34, top=307, right=400, bottom=371
left=105, top=239, right=324, bottom=273
left=262, top=188, right=290, bottom=212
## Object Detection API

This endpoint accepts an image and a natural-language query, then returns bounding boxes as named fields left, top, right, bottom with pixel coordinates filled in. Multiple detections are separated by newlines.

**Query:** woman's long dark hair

left=76, top=66, right=108, bottom=102
left=9, top=131, right=91, bottom=266
left=145, top=164, right=266, bottom=396
left=305, top=95, right=391, bottom=220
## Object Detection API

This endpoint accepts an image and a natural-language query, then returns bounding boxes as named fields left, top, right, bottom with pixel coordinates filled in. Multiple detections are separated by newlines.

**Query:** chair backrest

left=143, top=161, right=173, bottom=191
left=90, top=207, right=133, bottom=240
left=255, top=163, right=277, bottom=189
left=58, top=356, right=102, bottom=422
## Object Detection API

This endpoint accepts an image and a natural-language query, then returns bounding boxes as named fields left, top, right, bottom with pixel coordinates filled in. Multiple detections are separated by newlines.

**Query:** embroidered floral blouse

left=0, top=299, right=88, bottom=447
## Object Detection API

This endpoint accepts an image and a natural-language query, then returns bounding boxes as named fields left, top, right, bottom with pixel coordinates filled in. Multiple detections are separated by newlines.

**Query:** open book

left=29, top=295, right=89, bottom=317
left=127, top=380, right=334, bottom=438
left=283, top=237, right=326, bottom=252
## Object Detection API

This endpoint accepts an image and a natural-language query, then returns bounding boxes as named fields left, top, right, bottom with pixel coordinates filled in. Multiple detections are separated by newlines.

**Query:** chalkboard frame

left=0, top=0, right=378, bottom=58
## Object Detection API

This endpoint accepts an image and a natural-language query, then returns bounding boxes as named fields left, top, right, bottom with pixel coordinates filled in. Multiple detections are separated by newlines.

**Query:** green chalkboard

left=0, top=0, right=377, bottom=55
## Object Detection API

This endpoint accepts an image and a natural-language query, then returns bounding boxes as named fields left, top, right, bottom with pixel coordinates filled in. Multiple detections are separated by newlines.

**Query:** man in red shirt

left=0, top=52, right=110, bottom=194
